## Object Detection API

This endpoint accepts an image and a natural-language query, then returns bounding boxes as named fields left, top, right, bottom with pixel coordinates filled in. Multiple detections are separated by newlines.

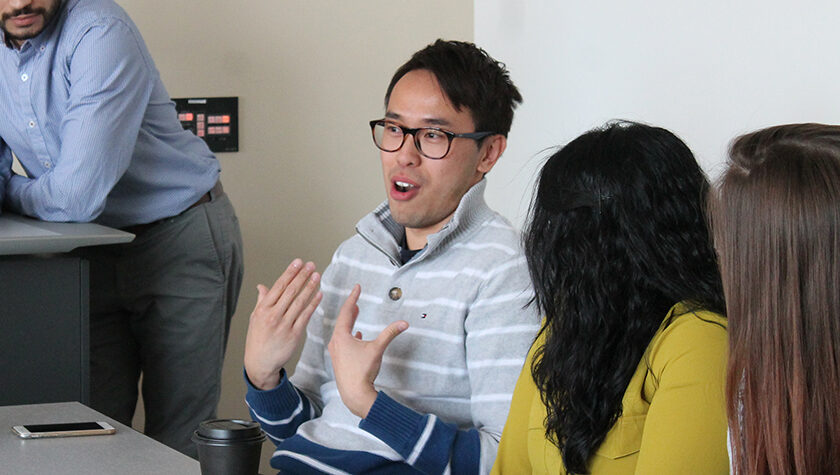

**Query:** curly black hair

left=524, top=121, right=725, bottom=474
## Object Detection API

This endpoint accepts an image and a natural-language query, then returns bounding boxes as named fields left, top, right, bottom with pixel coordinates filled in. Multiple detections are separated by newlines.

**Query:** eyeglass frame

left=369, top=119, right=497, bottom=160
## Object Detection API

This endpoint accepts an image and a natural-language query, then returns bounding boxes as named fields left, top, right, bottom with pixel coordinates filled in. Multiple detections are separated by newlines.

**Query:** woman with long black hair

left=493, top=121, right=729, bottom=474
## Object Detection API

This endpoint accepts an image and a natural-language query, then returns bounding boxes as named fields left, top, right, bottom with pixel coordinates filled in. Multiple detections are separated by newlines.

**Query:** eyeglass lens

left=372, top=122, right=450, bottom=159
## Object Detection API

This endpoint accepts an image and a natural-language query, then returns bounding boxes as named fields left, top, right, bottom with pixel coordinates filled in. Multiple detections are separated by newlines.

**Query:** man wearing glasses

left=244, top=39, right=539, bottom=474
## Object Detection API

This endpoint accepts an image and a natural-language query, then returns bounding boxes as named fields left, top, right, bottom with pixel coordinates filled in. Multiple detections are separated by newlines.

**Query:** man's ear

left=476, top=135, right=507, bottom=174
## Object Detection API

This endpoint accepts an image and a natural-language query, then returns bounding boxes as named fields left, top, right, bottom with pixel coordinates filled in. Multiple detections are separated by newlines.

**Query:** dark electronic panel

left=173, top=96, right=239, bottom=153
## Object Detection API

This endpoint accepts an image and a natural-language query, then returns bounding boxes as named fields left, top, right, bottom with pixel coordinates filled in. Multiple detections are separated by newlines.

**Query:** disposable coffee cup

left=192, top=419, right=266, bottom=475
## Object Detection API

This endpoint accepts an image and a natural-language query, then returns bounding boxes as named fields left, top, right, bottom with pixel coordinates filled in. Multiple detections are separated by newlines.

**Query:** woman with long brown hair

left=711, top=123, right=840, bottom=474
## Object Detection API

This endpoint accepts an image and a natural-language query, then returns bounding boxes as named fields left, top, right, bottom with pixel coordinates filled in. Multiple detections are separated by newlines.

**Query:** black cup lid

left=197, top=419, right=263, bottom=441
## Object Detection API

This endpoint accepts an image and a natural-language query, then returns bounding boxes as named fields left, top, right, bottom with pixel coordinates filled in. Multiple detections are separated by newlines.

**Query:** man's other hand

left=244, top=259, right=322, bottom=390
left=328, top=284, right=408, bottom=418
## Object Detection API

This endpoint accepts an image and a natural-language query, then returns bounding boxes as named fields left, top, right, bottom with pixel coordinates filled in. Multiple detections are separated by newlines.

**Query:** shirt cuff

left=359, top=391, right=427, bottom=453
left=243, top=368, right=300, bottom=416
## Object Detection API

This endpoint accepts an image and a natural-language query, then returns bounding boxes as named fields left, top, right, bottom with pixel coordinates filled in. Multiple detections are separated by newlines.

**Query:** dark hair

left=711, top=123, right=840, bottom=474
left=524, top=121, right=725, bottom=473
left=384, top=39, right=522, bottom=137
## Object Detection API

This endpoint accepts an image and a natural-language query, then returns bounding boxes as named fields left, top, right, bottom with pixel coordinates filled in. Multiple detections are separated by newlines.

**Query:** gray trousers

left=73, top=186, right=243, bottom=457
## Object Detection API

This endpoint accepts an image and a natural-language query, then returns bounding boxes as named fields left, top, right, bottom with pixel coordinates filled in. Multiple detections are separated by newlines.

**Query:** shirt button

left=388, top=287, right=402, bottom=301
left=21, top=73, right=28, bottom=82
left=39, top=46, right=45, bottom=52
left=43, top=161, right=51, bottom=168
left=28, top=120, right=35, bottom=128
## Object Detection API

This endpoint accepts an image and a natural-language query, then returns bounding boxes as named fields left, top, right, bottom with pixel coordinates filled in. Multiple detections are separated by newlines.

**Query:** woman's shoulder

left=647, top=303, right=728, bottom=370
left=661, top=303, right=727, bottom=339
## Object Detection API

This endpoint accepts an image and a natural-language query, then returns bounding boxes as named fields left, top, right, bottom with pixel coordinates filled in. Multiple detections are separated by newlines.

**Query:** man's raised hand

left=244, top=259, right=323, bottom=390
left=328, top=284, right=409, bottom=418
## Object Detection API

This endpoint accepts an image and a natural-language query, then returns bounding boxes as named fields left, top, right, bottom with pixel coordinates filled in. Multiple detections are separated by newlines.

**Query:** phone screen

left=23, top=422, right=104, bottom=433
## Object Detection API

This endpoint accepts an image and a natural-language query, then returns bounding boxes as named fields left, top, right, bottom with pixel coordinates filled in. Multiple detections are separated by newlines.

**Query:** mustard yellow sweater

left=492, top=304, right=728, bottom=474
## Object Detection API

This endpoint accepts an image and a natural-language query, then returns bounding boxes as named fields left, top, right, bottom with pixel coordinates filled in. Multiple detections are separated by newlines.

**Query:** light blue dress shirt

left=0, top=0, right=219, bottom=228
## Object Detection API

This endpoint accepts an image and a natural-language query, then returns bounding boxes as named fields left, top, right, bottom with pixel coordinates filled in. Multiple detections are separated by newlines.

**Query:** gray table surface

left=0, top=402, right=200, bottom=474
left=0, top=213, right=134, bottom=255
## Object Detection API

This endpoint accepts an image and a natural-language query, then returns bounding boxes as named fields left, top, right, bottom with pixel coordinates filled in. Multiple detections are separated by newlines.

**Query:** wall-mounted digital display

left=173, top=97, right=239, bottom=153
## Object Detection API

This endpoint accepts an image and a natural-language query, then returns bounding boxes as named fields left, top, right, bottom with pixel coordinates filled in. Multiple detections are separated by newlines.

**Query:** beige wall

left=116, top=0, right=473, bottom=470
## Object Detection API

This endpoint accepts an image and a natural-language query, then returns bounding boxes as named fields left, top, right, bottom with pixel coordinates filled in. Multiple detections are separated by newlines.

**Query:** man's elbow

left=63, top=205, right=105, bottom=223
left=40, top=199, right=105, bottom=223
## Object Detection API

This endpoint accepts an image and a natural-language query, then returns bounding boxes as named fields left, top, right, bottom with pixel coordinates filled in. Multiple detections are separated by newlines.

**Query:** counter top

left=0, top=213, right=134, bottom=255
left=0, top=402, right=200, bottom=474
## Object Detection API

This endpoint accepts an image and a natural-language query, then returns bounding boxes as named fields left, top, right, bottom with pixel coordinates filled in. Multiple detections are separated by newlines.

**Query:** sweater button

left=388, top=287, right=402, bottom=301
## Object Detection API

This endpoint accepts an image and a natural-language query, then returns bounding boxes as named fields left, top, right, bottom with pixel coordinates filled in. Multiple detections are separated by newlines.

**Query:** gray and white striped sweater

left=247, top=180, right=540, bottom=474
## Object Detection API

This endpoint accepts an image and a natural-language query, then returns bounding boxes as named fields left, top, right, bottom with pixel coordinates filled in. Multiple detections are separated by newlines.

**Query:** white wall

left=477, top=0, right=840, bottom=227
left=115, top=1, right=473, bottom=470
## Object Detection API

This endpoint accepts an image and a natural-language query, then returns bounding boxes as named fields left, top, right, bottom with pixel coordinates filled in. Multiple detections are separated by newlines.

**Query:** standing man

left=0, top=0, right=243, bottom=457
left=244, top=40, right=539, bottom=473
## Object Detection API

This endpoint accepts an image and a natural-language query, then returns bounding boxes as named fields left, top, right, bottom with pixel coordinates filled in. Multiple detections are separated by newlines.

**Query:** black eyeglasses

left=369, top=119, right=496, bottom=160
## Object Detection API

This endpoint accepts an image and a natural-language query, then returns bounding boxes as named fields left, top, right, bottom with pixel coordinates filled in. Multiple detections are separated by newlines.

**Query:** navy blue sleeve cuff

left=358, top=391, right=427, bottom=455
left=243, top=368, right=301, bottom=416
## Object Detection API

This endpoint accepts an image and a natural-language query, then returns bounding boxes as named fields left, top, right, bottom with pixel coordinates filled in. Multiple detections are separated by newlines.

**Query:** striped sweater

left=246, top=180, right=540, bottom=474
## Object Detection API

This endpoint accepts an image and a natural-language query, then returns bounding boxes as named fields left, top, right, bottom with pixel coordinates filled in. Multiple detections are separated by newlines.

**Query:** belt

left=121, top=181, right=221, bottom=236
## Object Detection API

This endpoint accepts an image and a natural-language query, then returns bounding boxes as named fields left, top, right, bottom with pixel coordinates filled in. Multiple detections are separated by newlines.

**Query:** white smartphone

left=11, top=421, right=116, bottom=438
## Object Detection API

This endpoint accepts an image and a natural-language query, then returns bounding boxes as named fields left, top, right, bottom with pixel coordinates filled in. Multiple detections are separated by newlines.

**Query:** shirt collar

left=355, top=178, right=493, bottom=266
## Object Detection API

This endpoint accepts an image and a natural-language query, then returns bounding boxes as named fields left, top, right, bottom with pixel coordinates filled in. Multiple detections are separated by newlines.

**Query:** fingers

left=374, top=320, right=409, bottom=351
left=292, top=291, right=323, bottom=333
left=256, top=284, right=268, bottom=302
left=281, top=269, right=321, bottom=319
left=262, top=259, right=306, bottom=306
left=334, top=284, right=361, bottom=334
left=253, top=259, right=321, bottom=333
left=271, top=262, right=319, bottom=318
